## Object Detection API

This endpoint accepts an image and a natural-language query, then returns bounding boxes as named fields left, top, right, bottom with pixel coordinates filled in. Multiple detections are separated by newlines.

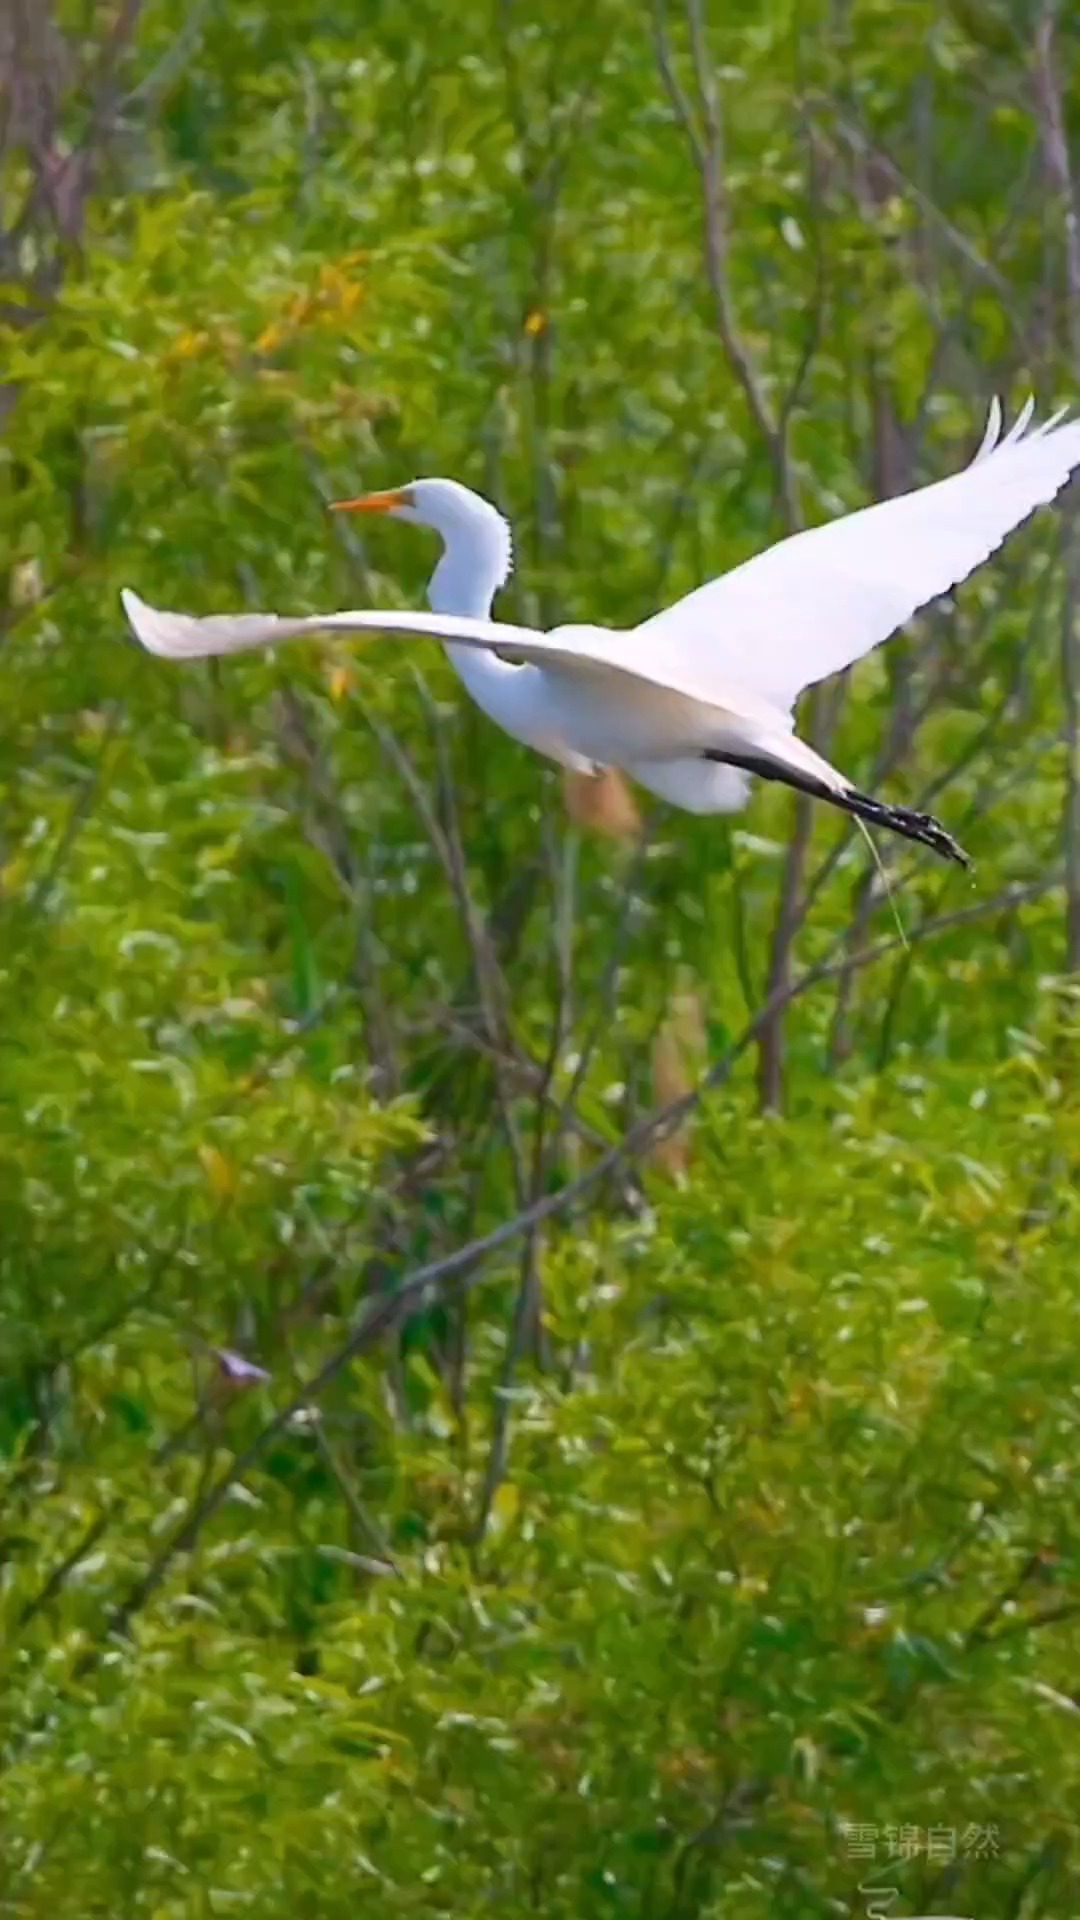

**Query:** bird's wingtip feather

left=974, top=395, right=1002, bottom=463
left=121, top=588, right=176, bottom=657
left=120, top=587, right=145, bottom=635
left=974, top=393, right=1077, bottom=464
left=1003, top=394, right=1036, bottom=447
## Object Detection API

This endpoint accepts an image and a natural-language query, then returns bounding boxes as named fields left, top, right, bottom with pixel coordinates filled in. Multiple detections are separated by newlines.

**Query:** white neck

left=426, top=503, right=524, bottom=713
left=427, top=499, right=510, bottom=620
left=417, top=491, right=580, bottom=769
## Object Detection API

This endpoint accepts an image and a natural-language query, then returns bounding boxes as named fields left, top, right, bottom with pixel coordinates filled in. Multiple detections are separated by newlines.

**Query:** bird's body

left=449, top=631, right=739, bottom=770
left=122, top=399, right=1080, bottom=868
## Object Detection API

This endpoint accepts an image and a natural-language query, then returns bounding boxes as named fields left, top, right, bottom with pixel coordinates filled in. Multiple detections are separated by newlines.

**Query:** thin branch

left=1032, top=3, right=1080, bottom=972
left=413, top=677, right=532, bottom=1203
left=875, top=728, right=1065, bottom=1070
left=312, top=1423, right=400, bottom=1575
left=23, top=706, right=122, bottom=923
left=1032, top=4, right=1080, bottom=357
left=654, top=0, right=814, bottom=1112
left=15, top=1506, right=116, bottom=1629
left=553, top=819, right=653, bottom=1135
left=471, top=814, right=574, bottom=1540
left=653, top=0, right=800, bottom=528
left=778, top=87, right=827, bottom=433
left=965, top=1550, right=1051, bottom=1649
left=274, top=689, right=400, bottom=1090
left=824, top=107, right=1033, bottom=349
left=122, top=0, right=217, bottom=111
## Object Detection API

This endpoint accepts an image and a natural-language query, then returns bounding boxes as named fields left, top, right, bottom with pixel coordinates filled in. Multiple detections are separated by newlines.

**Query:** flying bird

left=122, top=398, right=1080, bottom=868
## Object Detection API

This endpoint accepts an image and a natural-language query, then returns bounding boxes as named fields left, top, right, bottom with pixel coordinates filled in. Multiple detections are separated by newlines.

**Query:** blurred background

left=2, top=1, right=1080, bottom=1913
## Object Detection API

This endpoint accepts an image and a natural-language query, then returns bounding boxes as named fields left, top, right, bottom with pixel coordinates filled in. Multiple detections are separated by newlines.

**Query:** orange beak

left=329, top=486, right=413, bottom=514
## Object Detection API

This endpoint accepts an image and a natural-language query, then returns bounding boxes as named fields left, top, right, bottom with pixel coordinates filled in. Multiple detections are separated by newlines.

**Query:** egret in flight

left=123, top=399, right=1080, bottom=867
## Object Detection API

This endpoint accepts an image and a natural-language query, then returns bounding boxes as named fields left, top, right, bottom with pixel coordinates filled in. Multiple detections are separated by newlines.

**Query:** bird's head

left=330, top=477, right=513, bottom=593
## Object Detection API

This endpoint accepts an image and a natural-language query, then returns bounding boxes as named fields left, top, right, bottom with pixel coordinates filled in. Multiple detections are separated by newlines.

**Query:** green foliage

left=2, top=1, right=1080, bottom=1914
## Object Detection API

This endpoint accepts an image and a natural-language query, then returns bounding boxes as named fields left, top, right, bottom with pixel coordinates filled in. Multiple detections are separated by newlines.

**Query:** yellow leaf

left=168, top=329, right=210, bottom=360
left=199, top=1144, right=238, bottom=1201
left=490, top=1482, right=520, bottom=1532
left=523, top=309, right=547, bottom=336
left=0, top=855, right=29, bottom=897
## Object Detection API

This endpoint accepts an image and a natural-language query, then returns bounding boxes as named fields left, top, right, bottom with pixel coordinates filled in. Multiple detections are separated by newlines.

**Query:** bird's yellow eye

left=329, top=486, right=414, bottom=514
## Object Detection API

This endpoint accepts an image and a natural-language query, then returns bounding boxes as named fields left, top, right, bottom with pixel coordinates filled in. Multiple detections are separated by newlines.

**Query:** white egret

left=122, top=398, right=1080, bottom=867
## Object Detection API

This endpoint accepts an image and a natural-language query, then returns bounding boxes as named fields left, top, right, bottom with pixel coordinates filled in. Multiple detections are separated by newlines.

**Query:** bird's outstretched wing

left=120, top=591, right=776, bottom=723
left=122, top=590, right=545, bottom=664
left=631, top=400, right=1080, bottom=711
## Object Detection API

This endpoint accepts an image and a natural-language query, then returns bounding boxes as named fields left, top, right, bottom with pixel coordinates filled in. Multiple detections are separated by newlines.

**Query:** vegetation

left=2, top=2, right=1080, bottom=1913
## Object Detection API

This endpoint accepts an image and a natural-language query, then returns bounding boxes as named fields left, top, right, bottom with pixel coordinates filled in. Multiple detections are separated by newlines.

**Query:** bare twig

left=273, top=689, right=400, bottom=1091
left=122, top=0, right=217, bottom=111
left=312, top=1424, right=401, bottom=1574
left=654, top=0, right=828, bottom=1112
left=471, top=814, right=575, bottom=1540
left=824, top=107, right=1032, bottom=348
left=15, top=1506, right=116, bottom=1629
left=875, top=729, right=1064, bottom=1069
left=1032, top=6, right=1080, bottom=356
left=653, top=0, right=800, bottom=528
left=965, top=1550, right=1052, bottom=1649
left=1032, top=4, right=1080, bottom=971
left=23, top=707, right=122, bottom=923
left=553, top=819, right=653, bottom=1135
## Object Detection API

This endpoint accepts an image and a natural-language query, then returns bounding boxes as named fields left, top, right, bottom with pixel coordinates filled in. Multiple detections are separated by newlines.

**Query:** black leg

left=701, top=750, right=971, bottom=869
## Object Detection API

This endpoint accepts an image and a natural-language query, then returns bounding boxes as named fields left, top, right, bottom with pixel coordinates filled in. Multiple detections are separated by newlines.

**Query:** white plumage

left=122, top=400, right=1080, bottom=866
